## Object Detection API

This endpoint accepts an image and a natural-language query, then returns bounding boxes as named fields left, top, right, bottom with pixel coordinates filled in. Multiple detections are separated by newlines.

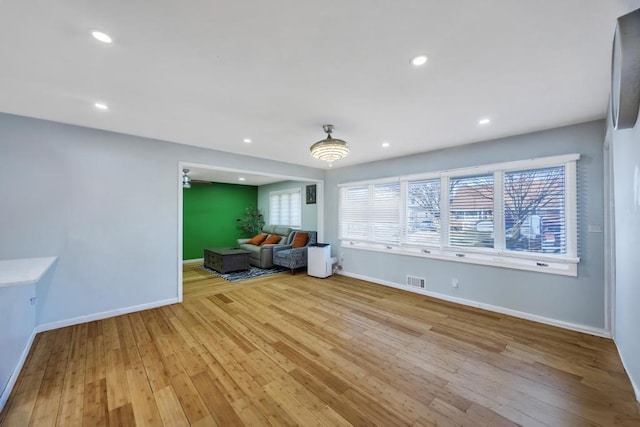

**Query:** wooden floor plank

left=1, top=263, right=638, bottom=426
left=190, top=370, right=244, bottom=426
left=126, top=362, right=163, bottom=426
left=28, top=328, right=71, bottom=426
left=56, top=324, right=88, bottom=427
left=153, top=386, right=189, bottom=427
left=81, top=378, right=109, bottom=427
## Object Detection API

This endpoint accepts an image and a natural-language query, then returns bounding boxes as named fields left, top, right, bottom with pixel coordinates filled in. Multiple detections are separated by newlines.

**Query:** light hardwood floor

left=1, top=263, right=639, bottom=426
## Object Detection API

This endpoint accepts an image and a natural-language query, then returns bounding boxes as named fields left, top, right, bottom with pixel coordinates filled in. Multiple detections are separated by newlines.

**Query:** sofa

left=237, top=225, right=291, bottom=268
left=272, top=230, right=317, bottom=273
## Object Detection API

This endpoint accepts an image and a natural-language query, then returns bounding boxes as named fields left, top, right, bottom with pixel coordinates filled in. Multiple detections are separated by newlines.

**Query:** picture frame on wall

left=306, top=184, right=317, bottom=204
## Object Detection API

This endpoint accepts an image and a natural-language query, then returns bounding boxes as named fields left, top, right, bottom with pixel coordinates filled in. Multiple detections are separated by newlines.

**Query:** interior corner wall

left=0, top=113, right=324, bottom=327
left=324, top=120, right=607, bottom=331
left=183, top=183, right=257, bottom=260
left=610, top=115, right=640, bottom=400
left=257, top=181, right=318, bottom=230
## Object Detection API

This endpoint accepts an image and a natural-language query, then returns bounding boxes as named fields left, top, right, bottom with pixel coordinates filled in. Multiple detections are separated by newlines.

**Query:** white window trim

left=339, top=154, right=581, bottom=276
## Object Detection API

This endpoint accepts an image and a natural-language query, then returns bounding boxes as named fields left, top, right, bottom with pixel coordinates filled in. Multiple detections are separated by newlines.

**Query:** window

left=338, top=154, right=579, bottom=276
left=269, top=188, right=301, bottom=227
left=449, top=174, right=494, bottom=248
left=406, top=178, right=441, bottom=247
left=339, top=181, right=400, bottom=243
left=504, top=166, right=566, bottom=254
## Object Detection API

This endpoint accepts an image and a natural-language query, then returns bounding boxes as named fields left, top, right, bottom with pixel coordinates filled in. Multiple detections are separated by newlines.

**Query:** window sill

left=340, top=240, right=578, bottom=276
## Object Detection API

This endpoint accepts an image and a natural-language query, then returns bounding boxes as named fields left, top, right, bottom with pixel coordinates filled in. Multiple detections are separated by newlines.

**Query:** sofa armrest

left=273, top=244, right=292, bottom=255
left=258, top=244, right=282, bottom=266
left=237, top=238, right=250, bottom=245
left=287, top=247, right=309, bottom=257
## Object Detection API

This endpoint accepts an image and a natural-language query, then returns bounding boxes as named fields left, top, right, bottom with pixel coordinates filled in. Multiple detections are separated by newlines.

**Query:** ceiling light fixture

left=310, top=124, right=349, bottom=164
left=94, top=102, right=108, bottom=110
left=382, top=142, right=390, bottom=148
left=182, top=169, right=191, bottom=189
left=243, top=138, right=252, bottom=143
left=91, top=31, right=112, bottom=43
left=238, top=177, right=246, bottom=182
left=411, top=55, right=428, bottom=66
left=478, top=118, right=491, bottom=125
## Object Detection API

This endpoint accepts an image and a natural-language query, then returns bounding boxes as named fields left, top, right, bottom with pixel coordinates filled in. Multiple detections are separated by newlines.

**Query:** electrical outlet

left=451, top=278, right=459, bottom=288
left=30, top=297, right=38, bottom=306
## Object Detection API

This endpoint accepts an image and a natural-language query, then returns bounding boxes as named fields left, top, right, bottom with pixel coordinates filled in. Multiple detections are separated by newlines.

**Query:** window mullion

left=494, top=170, right=505, bottom=251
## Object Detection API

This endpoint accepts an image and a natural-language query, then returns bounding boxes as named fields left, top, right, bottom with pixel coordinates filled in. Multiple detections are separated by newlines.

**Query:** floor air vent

left=406, top=275, right=426, bottom=289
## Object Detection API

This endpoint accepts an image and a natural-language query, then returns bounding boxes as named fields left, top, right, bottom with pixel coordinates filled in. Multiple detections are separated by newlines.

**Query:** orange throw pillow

left=291, top=232, right=309, bottom=248
left=261, top=234, right=281, bottom=245
left=247, top=233, right=267, bottom=245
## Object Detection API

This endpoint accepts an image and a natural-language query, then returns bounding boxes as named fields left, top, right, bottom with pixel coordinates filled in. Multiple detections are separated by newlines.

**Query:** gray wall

left=611, top=117, right=640, bottom=398
left=325, top=120, right=606, bottom=329
left=0, top=113, right=324, bottom=326
left=258, top=180, right=318, bottom=231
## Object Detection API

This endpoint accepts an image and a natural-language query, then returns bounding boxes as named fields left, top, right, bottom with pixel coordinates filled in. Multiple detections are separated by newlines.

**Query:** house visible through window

left=338, top=154, right=579, bottom=276
left=269, top=188, right=301, bottom=228
left=449, top=174, right=494, bottom=248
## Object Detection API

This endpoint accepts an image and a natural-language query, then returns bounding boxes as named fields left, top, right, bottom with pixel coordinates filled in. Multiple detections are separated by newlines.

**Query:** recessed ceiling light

left=382, top=142, right=390, bottom=148
left=411, top=55, right=428, bottom=66
left=478, top=118, right=491, bottom=125
left=94, top=102, right=108, bottom=110
left=91, top=31, right=112, bottom=43
left=238, top=177, right=246, bottom=181
left=243, top=138, right=252, bottom=143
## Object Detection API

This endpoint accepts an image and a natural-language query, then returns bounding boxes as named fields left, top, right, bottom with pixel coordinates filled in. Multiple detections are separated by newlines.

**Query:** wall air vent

left=406, top=275, right=426, bottom=289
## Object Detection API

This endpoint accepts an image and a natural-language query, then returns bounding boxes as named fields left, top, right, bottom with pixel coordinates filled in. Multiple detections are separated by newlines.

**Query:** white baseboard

left=614, top=337, right=640, bottom=402
left=35, top=298, right=180, bottom=333
left=339, top=271, right=611, bottom=339
left=0, top=328, right=37, bottom=412
left=183, top=258, right=203, bottom=264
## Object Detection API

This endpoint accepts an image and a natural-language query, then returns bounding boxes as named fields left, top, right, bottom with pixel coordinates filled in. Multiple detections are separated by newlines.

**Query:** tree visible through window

left=504, top=166, right=565, bottom=254
left=406, top=179, right=441, bottom=246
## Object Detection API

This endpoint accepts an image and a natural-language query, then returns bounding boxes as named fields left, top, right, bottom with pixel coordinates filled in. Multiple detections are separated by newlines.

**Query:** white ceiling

left=1, top=1, right=639, bottom=170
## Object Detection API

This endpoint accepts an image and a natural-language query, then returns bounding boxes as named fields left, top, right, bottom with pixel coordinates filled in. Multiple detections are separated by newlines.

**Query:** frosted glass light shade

left=310, top=124, right=350, bottom=162
left=310, top=138, right=350, bottom=162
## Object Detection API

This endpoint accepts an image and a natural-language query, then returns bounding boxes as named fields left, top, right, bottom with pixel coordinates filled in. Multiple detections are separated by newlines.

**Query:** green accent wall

left=183, top=183, right=258, bottom=260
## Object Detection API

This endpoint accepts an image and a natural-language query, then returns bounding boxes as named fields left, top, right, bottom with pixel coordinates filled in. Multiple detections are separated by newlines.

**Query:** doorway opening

left=177, top=161, right=324, bottom=301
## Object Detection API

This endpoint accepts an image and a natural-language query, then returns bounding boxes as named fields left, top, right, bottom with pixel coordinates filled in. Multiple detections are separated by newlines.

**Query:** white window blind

left=371, top=183, right=401, bottom=243
left=338, top=154, right=579, bottom=276
left=339, top=182, right=400, bottom=243
left=269, top=188, right=301, bottom=227
left=504, top=166, right=565, bottom=254
left=406, top=178, right=441, bottom=247
left=339, top=186, right=369, bottom=239
left=448, top=174, right=494, bottom=248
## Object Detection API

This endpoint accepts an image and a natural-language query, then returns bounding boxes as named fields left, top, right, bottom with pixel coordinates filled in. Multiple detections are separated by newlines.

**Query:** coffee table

left=204, top=247, right=251, bottom=274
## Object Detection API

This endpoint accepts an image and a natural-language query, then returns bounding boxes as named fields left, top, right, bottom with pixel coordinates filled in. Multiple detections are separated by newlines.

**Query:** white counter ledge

left=0, top=257, right=57, bottom=288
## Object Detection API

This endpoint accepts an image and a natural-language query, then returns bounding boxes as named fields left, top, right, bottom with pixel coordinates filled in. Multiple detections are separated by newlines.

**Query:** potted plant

left=236, top=206, right=265, bottom=237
